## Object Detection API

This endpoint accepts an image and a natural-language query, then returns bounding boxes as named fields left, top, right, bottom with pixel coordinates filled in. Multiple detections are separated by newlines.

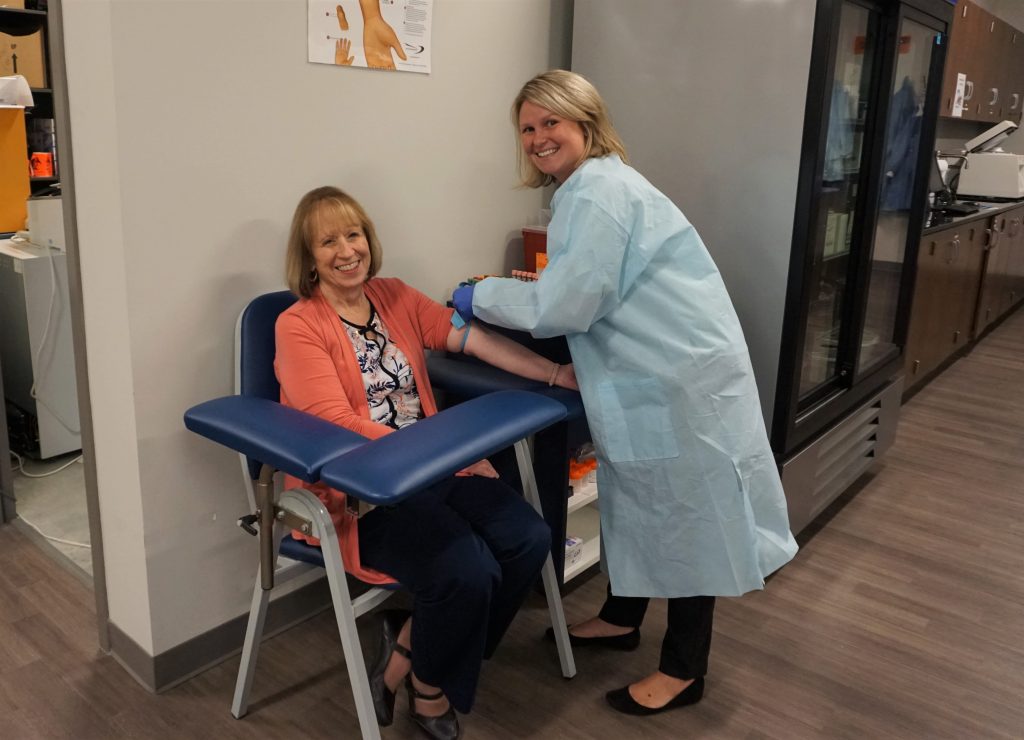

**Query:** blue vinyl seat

left=183, top=291, right=576, bottom=740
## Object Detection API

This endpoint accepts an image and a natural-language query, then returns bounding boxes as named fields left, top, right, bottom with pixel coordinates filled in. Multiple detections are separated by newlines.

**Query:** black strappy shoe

left=406, top=675, right=461, bottom=740
left=368, top=609, right=412, bottom=726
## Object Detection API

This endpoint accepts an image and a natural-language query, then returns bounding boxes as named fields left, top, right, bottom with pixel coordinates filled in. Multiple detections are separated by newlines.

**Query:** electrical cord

left=15, top=511, right=91, bottom=549
left=9, top=449, right=82, bottom=478
left=7, top=450, right=91, bottom=549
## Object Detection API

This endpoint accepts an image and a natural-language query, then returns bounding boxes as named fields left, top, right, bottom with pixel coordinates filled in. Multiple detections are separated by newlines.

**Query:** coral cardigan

left=274, top=277, right=455, bottom=585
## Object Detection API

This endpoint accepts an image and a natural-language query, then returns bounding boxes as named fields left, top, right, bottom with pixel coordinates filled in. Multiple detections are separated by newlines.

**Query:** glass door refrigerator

left=572, top=0, right=952, bottom=532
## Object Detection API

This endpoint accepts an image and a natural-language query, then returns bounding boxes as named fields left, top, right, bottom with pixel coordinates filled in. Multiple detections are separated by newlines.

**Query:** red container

left=522, top=226, right=547, bottom=272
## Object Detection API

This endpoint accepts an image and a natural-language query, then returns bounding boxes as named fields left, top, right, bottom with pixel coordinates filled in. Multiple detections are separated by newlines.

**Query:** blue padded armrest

left=184, top=396, right=367, bottom=482
left=321, top=390, right=566, bottom=505
left=427, top=355, right=586, bottom=420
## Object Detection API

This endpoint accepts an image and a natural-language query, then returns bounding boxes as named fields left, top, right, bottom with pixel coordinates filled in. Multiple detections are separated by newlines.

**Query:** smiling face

left=309, top=206, right=371, bottom=301
left=518, top=100, right=588, bottom=184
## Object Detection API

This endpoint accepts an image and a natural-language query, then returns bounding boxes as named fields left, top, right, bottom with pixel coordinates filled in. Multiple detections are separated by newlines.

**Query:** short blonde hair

left=512, top=69, right=629, bottom=188
left=284, top=186, right=384, bottom=298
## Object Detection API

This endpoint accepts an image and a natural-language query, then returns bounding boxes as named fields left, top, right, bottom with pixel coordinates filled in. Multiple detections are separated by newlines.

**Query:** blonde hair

left=284, top=186, right=383, bottom=298
left=512, top=69, right=629, bottom=188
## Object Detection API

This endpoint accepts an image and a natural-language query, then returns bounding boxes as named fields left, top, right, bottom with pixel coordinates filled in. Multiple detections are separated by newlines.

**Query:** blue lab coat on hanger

left=472, top=155, right=797, bottom=597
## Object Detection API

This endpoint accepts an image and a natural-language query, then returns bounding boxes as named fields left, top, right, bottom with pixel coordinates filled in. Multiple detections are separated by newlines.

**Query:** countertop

left=922, top=198, right=1024, bottom=234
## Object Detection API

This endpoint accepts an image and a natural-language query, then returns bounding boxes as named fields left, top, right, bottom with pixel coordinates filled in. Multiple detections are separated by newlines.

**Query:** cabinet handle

left=1013, top=93, right=1021, bottom=110
left=989, top=88, right=1000, bottom=106
left=984, top=228, right=993, bottom=247
left=964, top=80, right=975, bottom=101
left=912, top=359, right=920, bottom=375
left=953, top=329, right=961, bottom=343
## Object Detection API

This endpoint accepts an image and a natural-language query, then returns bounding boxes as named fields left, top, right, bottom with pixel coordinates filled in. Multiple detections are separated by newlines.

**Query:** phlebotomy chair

left=183, top=291, right=576, bottom=740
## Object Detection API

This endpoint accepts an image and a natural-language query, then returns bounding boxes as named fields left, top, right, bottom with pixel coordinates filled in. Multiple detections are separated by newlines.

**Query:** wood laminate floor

left=1, top=310, right=1022, bottom=739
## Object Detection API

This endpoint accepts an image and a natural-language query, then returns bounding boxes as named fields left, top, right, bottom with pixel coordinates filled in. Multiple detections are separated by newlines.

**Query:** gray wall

left=572, top=0, right=818, bottom=428
left=62, top=0, right=572, bottom=657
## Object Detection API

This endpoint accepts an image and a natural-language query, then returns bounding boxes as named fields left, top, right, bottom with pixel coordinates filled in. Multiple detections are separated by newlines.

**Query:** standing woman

left=452, top=70, right=798, bottom=715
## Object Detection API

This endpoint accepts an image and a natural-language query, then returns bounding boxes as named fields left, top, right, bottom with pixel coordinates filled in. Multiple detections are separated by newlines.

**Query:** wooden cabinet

left=1007, top=29, right=1024, bottom=124
left=941, top=0, right=1024, bottom=123
left=1006, top=208, right=1024, bottom=310
left=904, top=221, right=984, bottom=389
left=977, top=206, right=1024, bottom=332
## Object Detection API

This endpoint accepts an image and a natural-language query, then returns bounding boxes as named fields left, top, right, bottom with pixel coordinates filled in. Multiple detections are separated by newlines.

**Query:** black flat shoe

left=368, top=609, right=411, bottom=726
left=544, top=625, right=641, bottom=650
left=406, top=675, right=461, bottom=740
left=605, top=676, right=705, bottom=715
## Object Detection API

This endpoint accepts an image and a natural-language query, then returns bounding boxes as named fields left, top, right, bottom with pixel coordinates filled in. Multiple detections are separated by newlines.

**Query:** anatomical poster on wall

left=308, top=0, right=433, bottom=74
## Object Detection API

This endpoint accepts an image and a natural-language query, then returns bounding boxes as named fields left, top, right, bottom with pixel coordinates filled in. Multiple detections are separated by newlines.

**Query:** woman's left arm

left=445, top=321, right=578, bottom=390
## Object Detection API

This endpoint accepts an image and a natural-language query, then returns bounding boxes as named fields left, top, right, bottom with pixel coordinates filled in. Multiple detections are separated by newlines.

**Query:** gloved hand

left=452, top=284, right=475, bottom=323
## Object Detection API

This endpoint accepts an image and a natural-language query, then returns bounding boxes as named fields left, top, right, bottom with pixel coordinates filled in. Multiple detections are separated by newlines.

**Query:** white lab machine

left=0, top=238, right=81, bottom=458
left=955, top=120, right=1024, bottom=200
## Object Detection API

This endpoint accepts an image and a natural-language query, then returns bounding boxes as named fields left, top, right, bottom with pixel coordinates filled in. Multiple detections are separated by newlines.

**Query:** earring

left=309, top=268, right=319, bottom=283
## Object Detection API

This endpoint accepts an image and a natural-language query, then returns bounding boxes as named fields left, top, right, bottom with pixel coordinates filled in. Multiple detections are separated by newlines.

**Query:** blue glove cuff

left=452, top=284, right=475, bottom=323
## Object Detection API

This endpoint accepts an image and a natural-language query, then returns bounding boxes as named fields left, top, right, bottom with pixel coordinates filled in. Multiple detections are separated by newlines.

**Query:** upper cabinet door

left=940, top=1, right=981, bottom=118
left=1007, top=29, right=1024, bottom=124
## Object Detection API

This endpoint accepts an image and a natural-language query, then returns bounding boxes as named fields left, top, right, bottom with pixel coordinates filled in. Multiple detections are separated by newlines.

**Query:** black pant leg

left=658, top=596, right=715, bottom=680
left=597, top=581, right=650, bottom=628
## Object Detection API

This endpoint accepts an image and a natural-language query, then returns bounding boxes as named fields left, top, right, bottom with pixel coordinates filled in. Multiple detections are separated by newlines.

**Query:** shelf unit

left=0, top=5, right=58, bottom=198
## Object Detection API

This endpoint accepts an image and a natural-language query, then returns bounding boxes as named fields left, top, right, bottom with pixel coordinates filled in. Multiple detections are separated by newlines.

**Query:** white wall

left=62, top=0, right=569, bottom=656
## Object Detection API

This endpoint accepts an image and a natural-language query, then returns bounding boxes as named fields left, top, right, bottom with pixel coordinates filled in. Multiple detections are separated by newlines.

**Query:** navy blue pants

left=358, top=474, right=550, bottom=713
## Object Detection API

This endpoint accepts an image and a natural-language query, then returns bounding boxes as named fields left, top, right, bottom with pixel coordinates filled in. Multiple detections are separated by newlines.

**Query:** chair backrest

left=234, top=290, right=298, bottom=482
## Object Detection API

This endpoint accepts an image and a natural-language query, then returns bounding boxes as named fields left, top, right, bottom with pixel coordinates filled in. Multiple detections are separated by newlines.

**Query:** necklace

left=340, top=301, right=385, bottom=345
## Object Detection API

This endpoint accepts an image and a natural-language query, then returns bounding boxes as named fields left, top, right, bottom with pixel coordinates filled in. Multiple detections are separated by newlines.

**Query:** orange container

left=0, top=107, right=30, bottom=232
left=522, top=226, right=547, bottom=272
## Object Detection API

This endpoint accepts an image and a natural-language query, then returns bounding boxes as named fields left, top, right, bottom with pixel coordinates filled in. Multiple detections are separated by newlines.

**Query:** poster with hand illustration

left=308, top=0, right=432, bottom=74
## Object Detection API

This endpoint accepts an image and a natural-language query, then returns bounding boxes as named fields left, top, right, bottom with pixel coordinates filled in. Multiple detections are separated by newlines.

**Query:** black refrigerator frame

left=771, top=0, right=952, bottom=460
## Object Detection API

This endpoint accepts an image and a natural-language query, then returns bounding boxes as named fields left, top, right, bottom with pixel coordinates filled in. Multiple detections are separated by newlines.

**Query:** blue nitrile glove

left=452, top=284, right=475, bottom=322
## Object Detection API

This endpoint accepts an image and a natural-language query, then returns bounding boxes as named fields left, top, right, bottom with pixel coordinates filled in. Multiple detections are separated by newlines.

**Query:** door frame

left=46, top=0, right=111, bottom=653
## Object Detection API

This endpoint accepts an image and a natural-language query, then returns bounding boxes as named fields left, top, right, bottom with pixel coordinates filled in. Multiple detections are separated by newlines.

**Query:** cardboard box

left=0, top=107, right=30, bottom=232
left=0, top=30, right=47, bottom=88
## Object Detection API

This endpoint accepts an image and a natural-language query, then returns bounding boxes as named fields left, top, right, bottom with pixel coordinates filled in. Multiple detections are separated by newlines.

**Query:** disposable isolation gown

left=473, top=155, right=797, bottom=597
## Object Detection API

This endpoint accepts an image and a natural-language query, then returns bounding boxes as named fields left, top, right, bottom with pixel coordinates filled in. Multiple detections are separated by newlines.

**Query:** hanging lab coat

left=473, top=155, right=797, bottom=597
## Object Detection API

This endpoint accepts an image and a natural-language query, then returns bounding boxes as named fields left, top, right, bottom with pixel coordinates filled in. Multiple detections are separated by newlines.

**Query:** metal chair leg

left=231, top=569, right=272, bottom=718
left=280, top=489, right=382, bottom=740
left=514, top=439, right=577, bottom=679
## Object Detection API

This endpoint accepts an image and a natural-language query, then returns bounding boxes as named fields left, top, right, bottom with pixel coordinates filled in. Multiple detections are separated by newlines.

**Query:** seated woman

left=275, top=186, right=577, bottom=740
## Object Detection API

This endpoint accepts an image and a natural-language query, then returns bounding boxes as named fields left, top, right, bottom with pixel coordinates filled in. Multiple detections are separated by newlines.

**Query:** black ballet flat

left=368, top=609, right=411, bottom=726
left=406, top=675, right=461, bottom=740
left=544, top=625, right=641, bottom=651
left=605, top=676, right=705, bottom=716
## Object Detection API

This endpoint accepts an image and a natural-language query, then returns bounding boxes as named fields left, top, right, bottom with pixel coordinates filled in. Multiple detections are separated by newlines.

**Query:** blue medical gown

left=473, top=155, right=797, bottom=597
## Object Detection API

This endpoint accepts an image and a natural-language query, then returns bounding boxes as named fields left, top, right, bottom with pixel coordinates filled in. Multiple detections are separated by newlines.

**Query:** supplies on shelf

left=26, top=116, right=55, bottom=177
left=564, top=536, right=584, bottom=568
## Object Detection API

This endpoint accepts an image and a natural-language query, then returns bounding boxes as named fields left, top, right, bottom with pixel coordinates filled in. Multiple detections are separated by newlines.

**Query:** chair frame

left=223, top=292, right=575, bottom=740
